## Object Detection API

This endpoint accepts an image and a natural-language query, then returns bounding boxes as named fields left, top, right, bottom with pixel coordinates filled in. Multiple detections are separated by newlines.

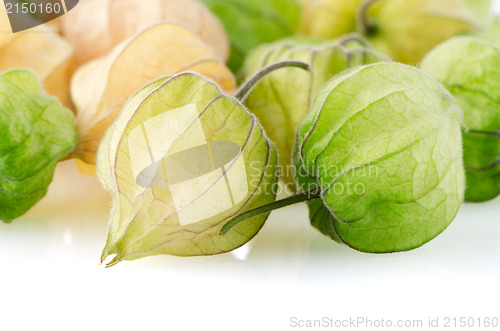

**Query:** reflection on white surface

left=1, top=184, right=499, bottom=330
left=2, top=2, right=500, bottom=322
left=62, top=229, right=73, bottom=246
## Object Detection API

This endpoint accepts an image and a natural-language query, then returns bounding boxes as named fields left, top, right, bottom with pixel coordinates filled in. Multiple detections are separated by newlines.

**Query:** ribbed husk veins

left=420, top=37, right=500, bottom=202
left=295, top=63, right=465, bottom=253
left=97, top=73, right=278, bottom=265
left=242, top=35, right=387, bottom=186
left=0, top=70, right=77, bottom=222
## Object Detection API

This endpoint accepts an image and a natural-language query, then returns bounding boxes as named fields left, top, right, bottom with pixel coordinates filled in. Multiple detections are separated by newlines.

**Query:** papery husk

left=61, top=0, right=229, bottom=64
left=70, top=22, right=236, bottom=165
left=299, top=0, right=364, bottom=38
left=97, top=73, right=278, bottom=264
left=0, top=12, right=75, bottom=107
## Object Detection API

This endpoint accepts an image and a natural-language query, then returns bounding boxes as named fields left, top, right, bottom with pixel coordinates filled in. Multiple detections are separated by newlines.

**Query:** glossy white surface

left=2, top=1, right=500, bottom=329
left=1, top=162, right=499, bottom=331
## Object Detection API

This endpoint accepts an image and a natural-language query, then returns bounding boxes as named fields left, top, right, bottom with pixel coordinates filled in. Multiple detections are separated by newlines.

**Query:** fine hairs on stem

left=220, top=190, right=322, bottom=235
left=235, top=60, right=311, bottom=102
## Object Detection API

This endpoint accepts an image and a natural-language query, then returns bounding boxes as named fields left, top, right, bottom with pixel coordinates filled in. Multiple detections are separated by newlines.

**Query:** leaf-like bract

left=242, top=35, right=387, bottom=187
left=295, top=63, right=465, bottom=252
left=97, top=73, right=278, bottom=265
left=420, top=36, right=500, bottom=202
left=0, top=70, right=78, bottom=222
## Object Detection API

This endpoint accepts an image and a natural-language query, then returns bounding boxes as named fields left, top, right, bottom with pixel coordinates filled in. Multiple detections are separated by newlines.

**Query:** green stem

left=235, top=60, right=311, bottom=102
left=337, top=33, right=371, bottom=48
left=357, top=0, right=381, bottom=36
left=467, top=129, right=500, bottom=138
left=220, top=190, right=321, bottom=235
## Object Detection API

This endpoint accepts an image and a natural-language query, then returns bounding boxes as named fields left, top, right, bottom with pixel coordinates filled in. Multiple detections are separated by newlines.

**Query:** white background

left=1, top=166, right=499, bottom=331
left=2, top=2, right=500, bottom=331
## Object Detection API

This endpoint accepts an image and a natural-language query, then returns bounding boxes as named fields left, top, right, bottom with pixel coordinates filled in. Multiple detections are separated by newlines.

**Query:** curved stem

left=337, top=33, right=370, bottom=48
left=467, top=129, right=500, bottom=138
left=235, top=60, right=311, bottom=102
left=220, top=190, right=321, bottom=235
left=357, top=0, right=381, bottom=36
